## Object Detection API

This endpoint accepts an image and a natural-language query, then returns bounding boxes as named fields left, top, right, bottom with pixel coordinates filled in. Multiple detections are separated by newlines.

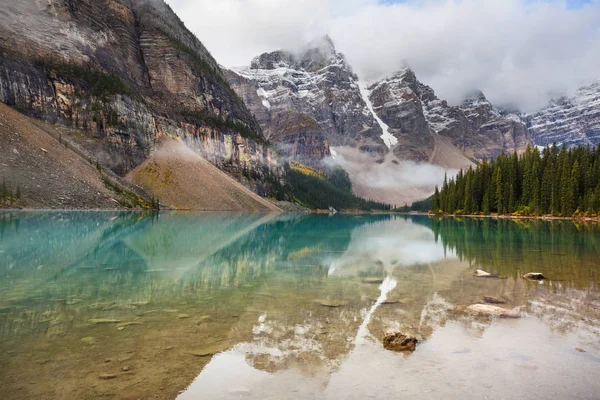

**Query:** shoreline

left=427, top=213, right=600, bottom=222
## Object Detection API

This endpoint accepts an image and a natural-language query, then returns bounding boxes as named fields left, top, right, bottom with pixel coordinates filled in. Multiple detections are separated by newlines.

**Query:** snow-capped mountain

left=527, top=81, right=600, bottom=148
left=224, top=36, right=388, bottom=165
left=366, top=69, right=530, bottom=163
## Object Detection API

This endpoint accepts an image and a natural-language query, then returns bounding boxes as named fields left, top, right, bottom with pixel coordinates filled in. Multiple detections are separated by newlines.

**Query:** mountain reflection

left=1, top=212, right=599, bottom=400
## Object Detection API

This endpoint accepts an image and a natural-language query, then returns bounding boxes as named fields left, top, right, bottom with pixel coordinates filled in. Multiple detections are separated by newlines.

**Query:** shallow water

left=0, top=212, right=599, bottom=399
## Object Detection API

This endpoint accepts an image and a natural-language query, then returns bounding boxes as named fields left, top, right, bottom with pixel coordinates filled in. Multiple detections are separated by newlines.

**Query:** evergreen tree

left=432, top=186, right=440, bottom=211
left=435, top=144, right=600, bottom=217
left=494, top=167, right=503, bottom=214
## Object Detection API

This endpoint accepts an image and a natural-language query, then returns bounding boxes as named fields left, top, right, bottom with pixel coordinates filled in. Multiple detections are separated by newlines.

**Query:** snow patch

left=256, top=88, right=271, bottom=109
left=359, top=82, right=398, bottom=148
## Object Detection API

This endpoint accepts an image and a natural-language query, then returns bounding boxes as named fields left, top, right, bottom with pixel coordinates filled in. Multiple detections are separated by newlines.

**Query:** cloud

left=167, top=0, right=600, bottom=112
left=328, top=146, right=458, bottom=206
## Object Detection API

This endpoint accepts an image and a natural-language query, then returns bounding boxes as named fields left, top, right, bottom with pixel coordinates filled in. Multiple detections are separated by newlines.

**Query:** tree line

left=432, top=144, right=600, bottom=217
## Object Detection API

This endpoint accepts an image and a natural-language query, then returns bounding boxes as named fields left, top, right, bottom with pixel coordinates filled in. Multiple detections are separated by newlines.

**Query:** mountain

left=366, top=69, right=530, bottom=164
left=229, top=40, right=531, bottom=171
left=527, top=81, right=600, bottom=148
left=0, top=0, right=284, bottom=209
left=225, top=36, right=388, bottom=164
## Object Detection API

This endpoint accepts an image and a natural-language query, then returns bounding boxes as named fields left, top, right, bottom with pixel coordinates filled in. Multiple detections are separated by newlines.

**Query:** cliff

left=0, top=0, right=284, bottom=204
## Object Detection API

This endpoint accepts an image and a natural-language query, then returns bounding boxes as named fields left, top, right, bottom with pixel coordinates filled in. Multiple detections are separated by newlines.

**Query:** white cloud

left=167, top=0, right=600, bottom=112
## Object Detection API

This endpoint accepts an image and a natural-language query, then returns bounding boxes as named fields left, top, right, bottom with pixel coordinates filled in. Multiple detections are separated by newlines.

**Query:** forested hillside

left=433, top=144, right=600, bottom=217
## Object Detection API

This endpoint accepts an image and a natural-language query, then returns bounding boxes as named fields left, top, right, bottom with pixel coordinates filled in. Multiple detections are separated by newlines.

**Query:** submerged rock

left=482, top=296, right=506, bottom=304
left=456, top=304, right=520, bottom=318
left=475, top=269, right=492, bottom=277
left=187, top=343, right=230, bottom=357
left=177, top=314, right=191, bottom=319
left=383, top=331, right=418, bottom=352
left=523, top=272, right=544, bottom=281
left=319, top=300, right=347, bottom=308
left=88, top=318, right=122, bottom=325
left=116, top=322, right=143, bottom=328
left=80, top=336, right=98, bottom=345
left=363, top=278, right=385, bottom=284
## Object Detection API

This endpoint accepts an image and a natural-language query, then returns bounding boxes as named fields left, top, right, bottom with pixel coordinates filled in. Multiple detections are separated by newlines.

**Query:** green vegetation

left=397, top=196, right=433, bottom=213
left=34, top=56, right=132, bottom=98
left=0, top=178, right=20, bottom=207
left=285, top=163, right=391, bottom=211
left=181, top=110, right=264, bottom=143
left=433, top=144, right=600, bottom=217
left=102, top=177, right=158, bottom=210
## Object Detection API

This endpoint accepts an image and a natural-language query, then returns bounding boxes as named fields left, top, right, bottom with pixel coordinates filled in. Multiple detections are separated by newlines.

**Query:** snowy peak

left=250, top=35, right=339, bottom=73
left=527, top=80, right=600, bottom=147
left=461, top=90, right=490, bottom=107
left=227, top=37, right=385, bottom=153
left=366, top=68, right=530, bottom=161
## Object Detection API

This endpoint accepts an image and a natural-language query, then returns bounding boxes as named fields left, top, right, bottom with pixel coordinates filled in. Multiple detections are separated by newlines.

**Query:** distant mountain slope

left=527, top=81, right=600, bottom=148
left=126, top=139, right=281, bottom=211
left=0, top=103, right=151, bottom=209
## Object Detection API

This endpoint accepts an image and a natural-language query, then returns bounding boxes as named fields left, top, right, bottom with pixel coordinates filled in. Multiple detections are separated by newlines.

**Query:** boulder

left=383, top=331, right=418, bottom=352
left=523, top=272, right=544, bottom=280
left=456, top=304, right=520, bottom=318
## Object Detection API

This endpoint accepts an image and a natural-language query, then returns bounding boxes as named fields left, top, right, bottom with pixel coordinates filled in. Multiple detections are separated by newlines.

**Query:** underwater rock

left=319, top=300, right=347, bottom=308
left=475, top=269, right=492, bottom=277
left=117, top=322, right=143, bottom=328
left=482, top=296, right=506, bottom=304
left=456, top=304, right=520, bottom=318
left=89, top=319, right=122, bottom=325
left=187, top=343, right=230, bottom=357
left=383, top=331, right=418, bottom=352
left=523, top=272, right=544, bottom=281
left=177, top=314, right=191, bottom=319
left=80, top=337, right=98, bottom=345
left=363, top=278, right=385, bottom=284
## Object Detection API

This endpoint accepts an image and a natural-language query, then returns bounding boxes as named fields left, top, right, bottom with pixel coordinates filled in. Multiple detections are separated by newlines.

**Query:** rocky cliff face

left=229, top=39, right=530, bottom=172
left=225, top=36, right=388, bottom=158
left=0, top=0, right=283, bottom=195
left=367, top=69, right=530, bottom=162
left=527, top=81, right=600, bottom=148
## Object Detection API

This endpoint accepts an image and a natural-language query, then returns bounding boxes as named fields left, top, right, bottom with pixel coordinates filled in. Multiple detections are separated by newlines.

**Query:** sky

left=166, top=0, right=600, bottom=112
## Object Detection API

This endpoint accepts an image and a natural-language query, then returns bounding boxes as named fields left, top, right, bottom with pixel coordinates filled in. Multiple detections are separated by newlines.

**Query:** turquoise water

left=1, top=212, right=599, bottom=399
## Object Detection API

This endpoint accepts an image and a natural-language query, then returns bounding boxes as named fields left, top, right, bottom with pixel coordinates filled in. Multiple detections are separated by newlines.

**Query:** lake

left=1, top=212, right=599, bottom=399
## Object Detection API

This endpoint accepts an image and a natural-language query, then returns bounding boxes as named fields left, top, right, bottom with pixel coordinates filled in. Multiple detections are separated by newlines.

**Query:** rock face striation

left=0, top=0, right=283, bottom=198
left=526, top=81, right=600, bottom=148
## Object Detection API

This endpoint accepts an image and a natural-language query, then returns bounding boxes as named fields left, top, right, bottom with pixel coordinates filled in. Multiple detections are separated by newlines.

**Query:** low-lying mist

left=329, top=146, right=457, bottom=207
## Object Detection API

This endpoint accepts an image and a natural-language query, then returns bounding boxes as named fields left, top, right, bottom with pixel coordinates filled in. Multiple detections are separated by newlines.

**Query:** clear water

left=1, top=212, right=599, bottom=399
